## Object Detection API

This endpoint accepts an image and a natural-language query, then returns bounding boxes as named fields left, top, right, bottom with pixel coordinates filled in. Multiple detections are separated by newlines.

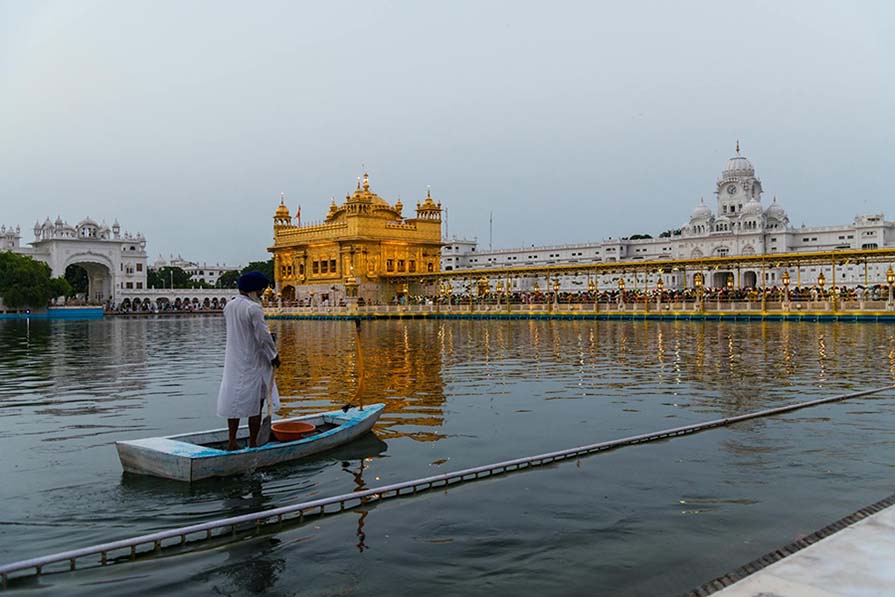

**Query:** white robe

left=216, top=295, right=280, bottom=418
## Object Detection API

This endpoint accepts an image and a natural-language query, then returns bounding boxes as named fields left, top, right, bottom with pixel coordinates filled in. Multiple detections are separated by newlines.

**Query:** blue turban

left=238, top=271, right=270, bottom=293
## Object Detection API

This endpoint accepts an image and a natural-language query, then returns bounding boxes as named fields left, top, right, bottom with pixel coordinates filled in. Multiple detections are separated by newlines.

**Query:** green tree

left=65, top=264, right=89, bottom=295
left=217, top=270, right=240, bottom=289
left=148, top=266, right=191, bottom=289
left=0, top=252, right=71, bottom=309
left=240, top=259, right=274, bottom=284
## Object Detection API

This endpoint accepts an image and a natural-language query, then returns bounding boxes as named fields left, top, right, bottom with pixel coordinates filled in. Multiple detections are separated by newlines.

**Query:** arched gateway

left=16, top=216, right=148, bottom=304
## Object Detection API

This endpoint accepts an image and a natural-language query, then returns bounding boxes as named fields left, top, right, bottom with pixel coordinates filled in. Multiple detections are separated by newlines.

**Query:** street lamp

left=496, top=280, right=504, bottom=308
left=726, top=274, right=734, bottom=309
left=887, top=266, right=895, bottom=310
left=816, top=272, right=826, bottom=309
left=656, top=277, right=664, bottom=310
left=782, top=270, right=791, bottom=309
left=617, top=277, right=625, bottom=308
left=552, top=279, right=560, bottom=309
left=694, top=272, right=704, bottom=312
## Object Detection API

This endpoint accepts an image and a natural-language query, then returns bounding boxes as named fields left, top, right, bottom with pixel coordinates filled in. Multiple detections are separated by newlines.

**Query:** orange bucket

left=271, top=421, right=316, bottom=442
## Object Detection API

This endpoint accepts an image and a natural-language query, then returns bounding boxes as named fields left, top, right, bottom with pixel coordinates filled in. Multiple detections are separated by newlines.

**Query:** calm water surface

left=1, top=317, right=895, bottom=595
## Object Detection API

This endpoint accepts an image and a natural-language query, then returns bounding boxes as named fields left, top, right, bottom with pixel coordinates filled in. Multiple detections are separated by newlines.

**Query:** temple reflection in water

left=268, top=319, right=895, bottom=443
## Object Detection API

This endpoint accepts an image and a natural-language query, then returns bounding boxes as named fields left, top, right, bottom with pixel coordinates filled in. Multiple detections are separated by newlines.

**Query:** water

left=1, top=317, right=895, bottom=595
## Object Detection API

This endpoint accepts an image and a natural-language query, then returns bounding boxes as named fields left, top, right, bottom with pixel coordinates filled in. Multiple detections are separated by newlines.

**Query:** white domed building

left=8, top=216, right=148, bottom=304
left=443, top=143, right=895, bottom=290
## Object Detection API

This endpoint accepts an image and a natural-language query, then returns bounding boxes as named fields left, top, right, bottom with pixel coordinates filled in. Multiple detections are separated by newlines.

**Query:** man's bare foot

left=226, top=441, right=239, bottom=451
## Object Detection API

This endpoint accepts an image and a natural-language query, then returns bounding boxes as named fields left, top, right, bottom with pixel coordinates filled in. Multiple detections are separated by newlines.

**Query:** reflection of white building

left=6, top=217, right=148, bottom=302
left=444, top=145, right=895, bottom=289
left=151, top=254, right=240, bottom=286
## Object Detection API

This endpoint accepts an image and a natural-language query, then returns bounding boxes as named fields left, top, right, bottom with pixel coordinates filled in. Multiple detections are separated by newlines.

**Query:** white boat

left=116, top=404, right=385, bottom=482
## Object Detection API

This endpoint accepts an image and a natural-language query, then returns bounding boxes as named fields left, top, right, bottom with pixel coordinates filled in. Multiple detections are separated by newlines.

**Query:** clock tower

left=716, top=141, right=763, bottom=217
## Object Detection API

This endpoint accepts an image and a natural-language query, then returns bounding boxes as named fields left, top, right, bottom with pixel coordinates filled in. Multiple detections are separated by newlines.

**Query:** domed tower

left=415, top=187, right=442, bottom=221
left=273, top=194, right=292, bottom=230
left=716, top=141, right=763, bottom=218
left=683, top=198, right=713, bottom=236
left=764, top=196, right=789, bottom=230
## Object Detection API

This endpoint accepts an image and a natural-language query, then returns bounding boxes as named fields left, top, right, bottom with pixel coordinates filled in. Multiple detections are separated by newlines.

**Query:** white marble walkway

left=714, top=504, right=895, bottom=596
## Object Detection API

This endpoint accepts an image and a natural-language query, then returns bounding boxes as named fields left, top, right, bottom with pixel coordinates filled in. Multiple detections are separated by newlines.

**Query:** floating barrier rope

left=1, top=384, right=892, bottom=588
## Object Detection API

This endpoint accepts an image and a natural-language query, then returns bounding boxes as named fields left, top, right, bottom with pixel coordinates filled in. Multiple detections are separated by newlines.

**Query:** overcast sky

left=2, top=1, right=893, bottom=265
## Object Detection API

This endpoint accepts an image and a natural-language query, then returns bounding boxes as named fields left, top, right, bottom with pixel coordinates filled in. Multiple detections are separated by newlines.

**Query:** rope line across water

left=1, top=384, right=892, bottom=588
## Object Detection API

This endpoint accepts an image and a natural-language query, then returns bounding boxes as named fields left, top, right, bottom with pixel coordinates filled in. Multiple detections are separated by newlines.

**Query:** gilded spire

left=736, top=139, right=740, bottom=155
left=356, top=177, right=361, bottom=190
left=363, top=172, right=370, bottom=191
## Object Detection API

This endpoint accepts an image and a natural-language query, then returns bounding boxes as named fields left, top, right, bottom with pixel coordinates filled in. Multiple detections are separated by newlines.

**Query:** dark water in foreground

left=1, top=317, right=894, bottom=595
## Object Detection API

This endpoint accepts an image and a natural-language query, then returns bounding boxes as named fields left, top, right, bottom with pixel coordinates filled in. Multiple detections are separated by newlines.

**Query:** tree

left=148, top=266, right=191, bottom=289
left=217, top=270, right=240, bottom=289
left=0, top=252, right=72, bottom=309
left=629, top=234, right=653, bottom=240
left=65, top=264, right=89, bottom=295
left=240, top=259, right=274, bottom=284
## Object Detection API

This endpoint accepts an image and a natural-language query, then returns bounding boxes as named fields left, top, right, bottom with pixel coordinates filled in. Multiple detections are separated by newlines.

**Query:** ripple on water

left=1, top=318, right=895, bottom=595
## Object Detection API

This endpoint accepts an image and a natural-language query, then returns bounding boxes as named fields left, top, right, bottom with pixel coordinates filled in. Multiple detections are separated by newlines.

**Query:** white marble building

left=6, top=217, right=149, bottom=303
left=151, top=254, right=240, bottom=286
left=443, top=145, right=895, bottom=290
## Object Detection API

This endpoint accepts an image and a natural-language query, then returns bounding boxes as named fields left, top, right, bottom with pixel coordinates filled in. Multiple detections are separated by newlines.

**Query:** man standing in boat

left=217, top=271, right=281, bottom=451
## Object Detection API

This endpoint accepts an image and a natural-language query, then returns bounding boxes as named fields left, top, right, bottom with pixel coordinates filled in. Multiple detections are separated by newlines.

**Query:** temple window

left=299, top=264, right=305, bottom=275
left=387, top=259, right=394, bottom=272
left=427, top=262, right=434, bottom=272
left=321, top=261, right=328, bottom=273
left=397, top=260, right=405, bottom=272
left=330, top=259, right=336, bottom=273
left=409, top=260, right=416, bottom=273
left=136, top=263, right=143, bottom=272
left=312, top=261, right=319, bottom=274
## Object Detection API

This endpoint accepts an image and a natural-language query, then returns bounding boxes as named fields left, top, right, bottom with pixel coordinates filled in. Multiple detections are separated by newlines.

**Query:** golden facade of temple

left=269, top=173, right=442, bottom=304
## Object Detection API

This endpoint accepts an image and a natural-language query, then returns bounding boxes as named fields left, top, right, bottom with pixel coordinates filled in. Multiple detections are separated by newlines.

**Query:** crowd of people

left=390, top=284, right=895, bottom=307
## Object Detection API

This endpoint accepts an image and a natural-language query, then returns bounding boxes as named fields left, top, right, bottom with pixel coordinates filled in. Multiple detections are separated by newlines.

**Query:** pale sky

left=2, top=1, right=893, bottom=265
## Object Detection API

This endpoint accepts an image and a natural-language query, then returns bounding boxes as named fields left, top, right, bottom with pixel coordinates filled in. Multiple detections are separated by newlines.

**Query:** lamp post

left=588, top=278, right=597, bottom=312
left=657, top=277, right=664, bottom=310
left=552, top=279, right=560, bottom=310
left=309, top=289, right=315, bottom=308
left=496, top=280, right=504, bottom=309
left=782, top=270, right=790, bottom=310
left=617, top=278, right=625, bottom=310
left=694, top=272, right=704, bottom=313
left=817, top=272, right=826, bottom=309
left=887, top=266, right=895, bottom=311
left=726, top=275, right=734, bottom=310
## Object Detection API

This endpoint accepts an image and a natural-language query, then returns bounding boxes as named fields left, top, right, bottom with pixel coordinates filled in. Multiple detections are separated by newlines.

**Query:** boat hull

left=116, top=404, right=385, bottom=482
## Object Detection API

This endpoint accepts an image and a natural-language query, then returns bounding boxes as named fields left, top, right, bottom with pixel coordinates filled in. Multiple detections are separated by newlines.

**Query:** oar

left=342, top=319, right=365, bottom=412
left=257, top=372, right=275, bottom=445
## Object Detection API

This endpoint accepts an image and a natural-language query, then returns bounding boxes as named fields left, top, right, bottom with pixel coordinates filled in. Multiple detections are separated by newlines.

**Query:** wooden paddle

left=342, top=318, right=365, bottom=411
left=256, top=372, right=275, bottom=446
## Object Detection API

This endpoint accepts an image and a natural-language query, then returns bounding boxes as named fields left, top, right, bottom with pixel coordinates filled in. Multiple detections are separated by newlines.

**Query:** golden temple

left=269, top=173, right=442, bottom=304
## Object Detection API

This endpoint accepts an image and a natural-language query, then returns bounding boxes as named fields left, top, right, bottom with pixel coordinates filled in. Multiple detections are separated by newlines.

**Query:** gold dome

left=420, top=187, right=438, bottom=211
left=275, top=199, right=291, bottom=218
left=348, top=172, right=390, bottom=207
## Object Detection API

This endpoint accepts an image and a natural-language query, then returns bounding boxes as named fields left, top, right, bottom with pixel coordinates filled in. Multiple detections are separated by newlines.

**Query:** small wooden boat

left=116, top=404, right=385, bottom=482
